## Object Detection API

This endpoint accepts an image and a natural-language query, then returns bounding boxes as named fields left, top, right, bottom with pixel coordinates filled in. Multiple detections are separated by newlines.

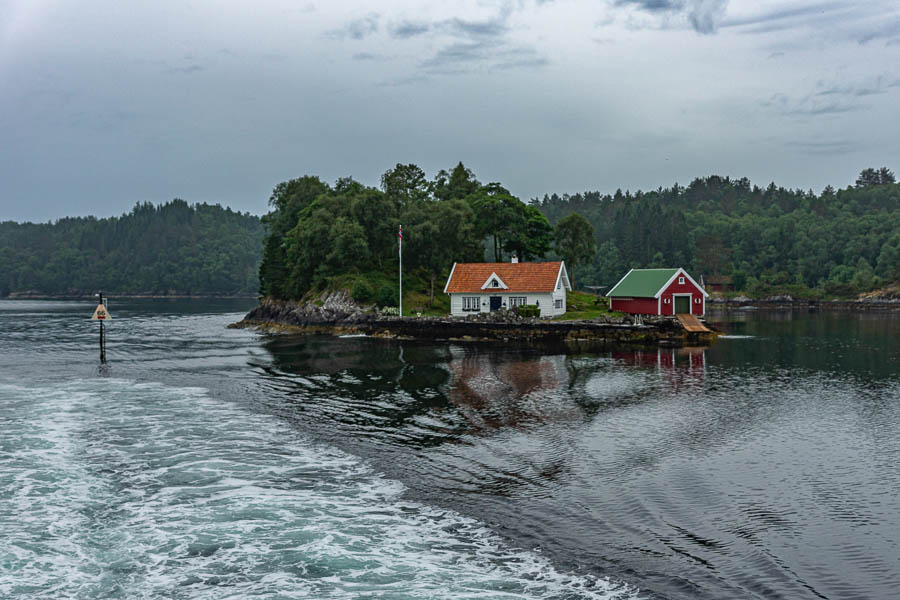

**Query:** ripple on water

left=0, top=379, right=639, bottom=599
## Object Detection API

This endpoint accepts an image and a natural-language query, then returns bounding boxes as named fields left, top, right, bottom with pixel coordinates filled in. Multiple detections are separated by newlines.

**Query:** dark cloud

left=687, top=0, right=727, bottom=34
left=615, top=0, right=677, bottom=11
left=614, top=0, right=728, bottom=34
left=858, top=17, right=900, bottom=45
left=389, top=21, right=430, bottom=38
left=442, top=15, right=510, bottom=38
left=720, top=2, right=900, bottom=45
left=763, top=80, right=882, bottom=117
left=352, top=52, right=378, bottom=61
left=814, top=75, right=900, bottom=98
left=722, top=2, right=845, bottom=29
left=167, top=64, right=205, bottom=75
left=329, top=13, right=379, bottom=39
left=420, top=41, right=496, bottom=72
left=400, top=5, right=546, bottom=74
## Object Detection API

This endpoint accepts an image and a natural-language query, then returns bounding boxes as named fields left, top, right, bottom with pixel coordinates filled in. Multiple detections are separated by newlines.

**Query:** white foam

left=0, top=379, right=640, bottom=599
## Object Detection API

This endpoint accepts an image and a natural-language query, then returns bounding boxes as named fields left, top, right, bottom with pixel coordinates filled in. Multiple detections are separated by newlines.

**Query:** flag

left=398, top=226, right=402, bottom=255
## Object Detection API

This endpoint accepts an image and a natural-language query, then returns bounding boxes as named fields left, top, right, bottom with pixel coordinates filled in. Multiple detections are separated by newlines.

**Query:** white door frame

left=672, top=293, right=692, bottom=315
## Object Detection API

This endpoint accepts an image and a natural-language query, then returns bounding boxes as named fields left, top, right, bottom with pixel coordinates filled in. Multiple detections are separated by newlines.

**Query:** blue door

left=490, top=297, right=502, bottom=311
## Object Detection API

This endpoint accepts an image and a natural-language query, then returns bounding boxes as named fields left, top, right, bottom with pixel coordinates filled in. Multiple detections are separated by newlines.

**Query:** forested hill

left=0, top=200, right=264, bottom=297
left=535, top=174, right=900, bottom=297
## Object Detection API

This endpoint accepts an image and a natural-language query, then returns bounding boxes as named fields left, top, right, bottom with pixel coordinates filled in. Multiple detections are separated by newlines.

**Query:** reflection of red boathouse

left=613, top=347, right=707, bottom=390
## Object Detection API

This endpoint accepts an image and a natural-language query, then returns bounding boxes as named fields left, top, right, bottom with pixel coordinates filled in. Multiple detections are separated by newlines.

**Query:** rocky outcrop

left=232, top=296, right=714, bottom=347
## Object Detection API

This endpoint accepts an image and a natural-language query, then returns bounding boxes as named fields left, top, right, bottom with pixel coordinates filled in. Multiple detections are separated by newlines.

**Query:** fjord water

left=0, top=301, right=897, bottom=599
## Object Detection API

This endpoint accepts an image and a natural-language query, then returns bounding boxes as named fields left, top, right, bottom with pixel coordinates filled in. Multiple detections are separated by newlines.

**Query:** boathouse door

left=674, top=295, right=690, bottom=314
left=490, top=297, right=502, bottom=311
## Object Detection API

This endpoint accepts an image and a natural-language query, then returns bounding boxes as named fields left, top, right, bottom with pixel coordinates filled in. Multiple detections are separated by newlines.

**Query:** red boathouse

left=607, top=268, right=708, bottom=316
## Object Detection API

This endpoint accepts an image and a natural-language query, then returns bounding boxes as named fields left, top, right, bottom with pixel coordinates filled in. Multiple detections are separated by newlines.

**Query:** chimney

left=511, top=255, right=518, bottom=263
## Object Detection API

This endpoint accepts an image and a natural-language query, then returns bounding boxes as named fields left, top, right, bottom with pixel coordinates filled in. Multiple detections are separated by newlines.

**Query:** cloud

left=614, top=0, right=728, bottom=33
left=166, top=63, right=205, bottom=75
left=389, top=20, right=430, bottom=38
left=858, top=17, right=900, bottom=45
left=814, top=74, right=900, bottom=98
left=784, top=139, right=861, bottom=155
left=763, top=74, right=900, bottom=118
left=764, top=91, right=861, bottom=117
left=721, top=2, right=900, bottom=45
left=442, top=15, right=510, bottom=38
left=390, top=5, right=546, bottom=74
left=687, top=0, right=727, bottom=34
left=329, top=12, right=379, bottom=39
left=722, top=2, right=844, bottom=31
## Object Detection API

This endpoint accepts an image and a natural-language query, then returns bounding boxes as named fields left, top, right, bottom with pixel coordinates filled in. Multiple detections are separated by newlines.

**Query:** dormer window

left=491, top=279, right=499, bottom=287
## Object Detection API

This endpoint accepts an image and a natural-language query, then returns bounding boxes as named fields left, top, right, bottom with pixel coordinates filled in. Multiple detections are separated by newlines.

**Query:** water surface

left=1, top=300, right=898, bottom=599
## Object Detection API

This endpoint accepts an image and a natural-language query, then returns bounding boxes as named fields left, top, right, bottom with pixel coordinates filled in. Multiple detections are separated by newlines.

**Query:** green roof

left=607, top=268, right=679, bottom=297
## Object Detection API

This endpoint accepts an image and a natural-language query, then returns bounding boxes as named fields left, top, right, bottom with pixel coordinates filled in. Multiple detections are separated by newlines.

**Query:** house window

left=678, top=276, right=685, bottom=284
left=491, top=279, right=499, bottom=288
left=554, top=299, right=563, bottom=309
left=462, top=297, right=480, bottom=311
left=509, top=296, right=527, bottom=307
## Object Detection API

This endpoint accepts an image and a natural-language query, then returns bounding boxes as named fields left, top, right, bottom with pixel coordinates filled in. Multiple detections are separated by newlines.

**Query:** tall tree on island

left=554, top=212, right=596, bottom=289
left=381, top=163, right=431, bottom=209
left=405, top=199, right=483, bottom=306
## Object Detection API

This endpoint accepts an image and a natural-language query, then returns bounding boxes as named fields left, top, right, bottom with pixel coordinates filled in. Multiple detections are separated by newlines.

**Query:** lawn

left=553, top=290, right=623, bottom=321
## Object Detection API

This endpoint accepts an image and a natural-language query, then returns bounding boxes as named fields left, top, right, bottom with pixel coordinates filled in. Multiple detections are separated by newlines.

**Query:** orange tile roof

left=445, top=262, right=563, bottom=294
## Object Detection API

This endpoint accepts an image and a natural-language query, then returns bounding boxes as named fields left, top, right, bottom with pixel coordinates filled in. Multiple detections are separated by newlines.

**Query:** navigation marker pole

left=91, top=292, right=111, bottom=363
left=398, top=225, right=403, bottom=317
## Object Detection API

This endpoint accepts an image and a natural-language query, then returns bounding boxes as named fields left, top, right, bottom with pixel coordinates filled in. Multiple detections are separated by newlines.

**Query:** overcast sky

left=2, top=0, right=899, bottom=222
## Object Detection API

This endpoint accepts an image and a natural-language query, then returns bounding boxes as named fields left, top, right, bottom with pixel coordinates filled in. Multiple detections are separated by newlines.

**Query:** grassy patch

left=553, top=290, right=623, bottom=321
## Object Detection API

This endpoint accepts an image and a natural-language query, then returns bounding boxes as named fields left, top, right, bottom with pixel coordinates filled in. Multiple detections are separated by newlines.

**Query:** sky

left=1, top=0, right=899, bottom=222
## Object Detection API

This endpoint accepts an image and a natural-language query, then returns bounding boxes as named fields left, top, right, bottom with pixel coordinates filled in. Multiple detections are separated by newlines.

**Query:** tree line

left=259, top=162, right=594, bottom=306
left=0, top=200, right=264, bottom=296
left=535, top=168, right=899, bottom=298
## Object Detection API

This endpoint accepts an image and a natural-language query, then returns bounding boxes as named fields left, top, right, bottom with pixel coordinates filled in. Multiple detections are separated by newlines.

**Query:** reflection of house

left=443, top=258, right=571, bottom=318
left=607, top=268, right=708, bottom=316
left=612, top=347, right=707, bottom=391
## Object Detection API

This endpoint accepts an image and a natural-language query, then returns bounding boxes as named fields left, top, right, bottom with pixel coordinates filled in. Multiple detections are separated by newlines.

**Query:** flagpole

left=398, top=225, right=402, bottom=317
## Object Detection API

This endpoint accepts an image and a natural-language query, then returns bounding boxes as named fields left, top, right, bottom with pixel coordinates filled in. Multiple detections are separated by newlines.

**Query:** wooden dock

left=677, top=313, right=712, bottom=333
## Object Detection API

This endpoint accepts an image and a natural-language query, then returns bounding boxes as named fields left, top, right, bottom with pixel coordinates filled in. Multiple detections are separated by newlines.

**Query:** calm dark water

left=1, top=300, right=898, bottom=599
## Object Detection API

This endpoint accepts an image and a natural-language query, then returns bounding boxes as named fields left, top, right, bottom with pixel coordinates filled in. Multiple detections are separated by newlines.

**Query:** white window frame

left=509, top=296, right=527, bottom=307
left=678, top=276, right=685, bottom=284
left=462, top=296, right=480, bottom=312
left=554, top=298, right=563, bottom=309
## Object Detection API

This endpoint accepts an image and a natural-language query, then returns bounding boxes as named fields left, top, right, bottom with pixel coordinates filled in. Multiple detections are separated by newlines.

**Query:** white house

left=443, top=258, right=571, bottom=318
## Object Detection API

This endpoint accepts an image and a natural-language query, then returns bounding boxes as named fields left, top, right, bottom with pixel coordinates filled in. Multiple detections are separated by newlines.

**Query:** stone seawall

left=231, top=296, right=716, bottom=347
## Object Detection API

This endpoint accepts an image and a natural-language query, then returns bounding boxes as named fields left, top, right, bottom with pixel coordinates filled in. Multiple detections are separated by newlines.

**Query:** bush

left=516, top=304, right=540, bottom=318
left=378, top=284, right=398, bottom=308
left=351, top=280, right=375, bottom=304
left=380, top=306, right=400, bottom=316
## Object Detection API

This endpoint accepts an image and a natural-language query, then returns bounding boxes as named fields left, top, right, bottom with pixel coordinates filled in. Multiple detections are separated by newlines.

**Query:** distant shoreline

left=2, top=293, right=258, bottom=300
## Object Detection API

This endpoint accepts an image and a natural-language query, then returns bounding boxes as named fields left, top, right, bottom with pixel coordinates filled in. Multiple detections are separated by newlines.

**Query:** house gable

left=480, top=272, right=509, bottom=290
left=658, top=268, right=709, bottom=298
left=555, top=263, right=572, bottom=292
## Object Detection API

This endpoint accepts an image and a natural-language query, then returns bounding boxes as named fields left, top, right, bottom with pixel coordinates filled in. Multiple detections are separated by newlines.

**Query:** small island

left=234, top=163, right=724, bottom=347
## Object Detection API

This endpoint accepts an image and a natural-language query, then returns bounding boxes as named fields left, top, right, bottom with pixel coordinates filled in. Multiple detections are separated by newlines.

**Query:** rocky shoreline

left=707, top=295, right=900, bottom=311
left=230, top=293, right=717, bottom=347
